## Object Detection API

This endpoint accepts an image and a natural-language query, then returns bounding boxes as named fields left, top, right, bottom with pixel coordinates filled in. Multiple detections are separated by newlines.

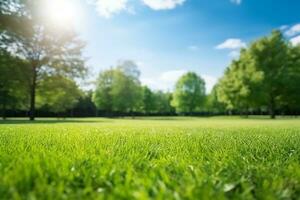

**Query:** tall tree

left=93, top=69, right=114, bottom=113
left=246, top=30, right=289, bottom=118
left=111, top=61, right=142, bottom=113
left=281, top=44, right=300, bottom=113
left=0, top=49, right=29, bottom=119
left=216, top=30, right=295, bottom=118
left=0, top=0, right=87, bottom=120
left=172, top=72, right=206, bottom=114
left=93, top=61, right=142, bottom=115
left=217, top=49, right=264, bottom=114
left=1, top=1, right=30, bottom=119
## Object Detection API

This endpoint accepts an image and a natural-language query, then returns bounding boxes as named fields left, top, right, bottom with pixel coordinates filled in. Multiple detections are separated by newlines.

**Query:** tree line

left=216, top=31, right=300, bottom=118
left=1, top=1, right=300, bottom=120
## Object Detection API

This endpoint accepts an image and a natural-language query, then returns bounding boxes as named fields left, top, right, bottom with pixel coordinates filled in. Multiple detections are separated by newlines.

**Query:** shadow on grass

left=0, top=118, right=110, bottom=125
left=133, top=116, right=299, bottom=121
left=131, top=116, right=212, bottom=121
left=1, top=116, right=298, bottom=124
left=238, top=115, right=299, bottom=120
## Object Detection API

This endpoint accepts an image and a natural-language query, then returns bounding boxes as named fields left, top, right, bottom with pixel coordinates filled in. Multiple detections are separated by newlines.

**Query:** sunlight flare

left=43, top=0, right=79, bottom=27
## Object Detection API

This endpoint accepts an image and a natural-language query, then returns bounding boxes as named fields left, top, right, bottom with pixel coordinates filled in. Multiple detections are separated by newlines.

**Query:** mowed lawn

left=0, top=117, right=300, bottom=199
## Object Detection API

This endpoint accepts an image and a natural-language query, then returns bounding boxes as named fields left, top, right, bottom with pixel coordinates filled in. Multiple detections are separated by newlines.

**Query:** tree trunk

left=270, top=110, right=276, bottom=119
left=239, top=110, right=243, bottom=117
left=70, top=109, right=74, bottom=117
left=29, top=63, right=37, bottom=121
left=2, top=98, right=6, bottom=120
left=269, top=98, right=276, bottom=119
left=130, top=110, right=135, bottom=119
left=245, top=106, right=249, bottom=118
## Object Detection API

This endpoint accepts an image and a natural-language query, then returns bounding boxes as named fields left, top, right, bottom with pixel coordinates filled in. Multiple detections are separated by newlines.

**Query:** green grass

left=0, top=117, right=300, bottom=199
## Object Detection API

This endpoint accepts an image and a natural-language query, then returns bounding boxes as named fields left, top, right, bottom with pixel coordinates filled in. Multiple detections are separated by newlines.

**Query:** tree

left=73, top=90, right=97, bottom=117
left=205, top=84, right=226, bottom=114
left=0, top=0, right=87, bottom=120
left=36, top=75, right=82, bottom=116
left=216, top=30, right=297, bottom=118
left=153, top=91, right=175, bottom=114
left=217, top=49, right=264, bottom=114
left=93, top=61, right=143, bottom=115
left=0, top=49, right=29, bottom=119
left=0, top=0, right=27, bottom=33
left=0, top=1, right=30, bottom=119
left=244, top=30, right=290, bottom=118
left=141, top=86, right=156, bottom=114
left=141, top=87, right=175, bottom=115
left=93, top=69, right=114, bottom=113
left=280, top=44, right=300, bottom=114
left=111, top=61, right=142, bottom=113
left=172, top=72, right=206, bottom=114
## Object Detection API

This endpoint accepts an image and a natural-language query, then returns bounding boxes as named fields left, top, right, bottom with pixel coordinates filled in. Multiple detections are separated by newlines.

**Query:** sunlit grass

left=0, top=117, right=300, bottom=199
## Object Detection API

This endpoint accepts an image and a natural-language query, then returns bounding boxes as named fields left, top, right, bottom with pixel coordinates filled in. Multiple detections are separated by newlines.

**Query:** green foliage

left=141, top=86, right=156, bottom=114
left=205, top=84, right=226, bottom=113
left=112, top=62, right=142, bottom=112
left=0, top=0, right=27, bottom=34
left=216, top=30, right=300, bottom=118
left=172, top=72, right=206, bottom=113
left=93, top=61, right=143, bottom=113
left=2, top=0, right=87, bottom=77
left=0, top=0, right=87, bottom=120
left=93, top=69, right=114, bottom=112
left=141, top=87, right=174, bottom=114
left=281, top=45, right=300, bottom=111
left=217, top=49, right=264, bottom=111
left=73, top=90, right=97, bottom=117
left=36, top=76, right=82, bottom=113
left=153, top=91, right=174, bottom=114
left=247, top=31, right=289, bottom=117
left=0, top=49, right=30, bottom=118
left=0, top=117, right=300, bottom=199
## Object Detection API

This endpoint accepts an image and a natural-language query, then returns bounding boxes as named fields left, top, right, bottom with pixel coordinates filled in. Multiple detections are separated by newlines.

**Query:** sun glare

left=43, top=0, right=79, bottom=27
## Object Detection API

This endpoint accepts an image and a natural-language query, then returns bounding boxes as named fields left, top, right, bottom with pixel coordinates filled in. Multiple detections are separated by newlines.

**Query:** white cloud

left=89, top=0, right=186, bottom=17
left=140, top=77, right=173, bottom=91
left=230, top=0, right=242, bottom=5
left=228, top=50, right=240, bottom=58
left=202, top=75, right=217, bottom=93
left=216, top=38, right=246, bottom=50
left=188, top=45, right=200, bottom=51
left=142, top=0, right=185, bottom=10
left=285, top=24, right=300, bottom=37
left=290, top=35, right=300, bottom=46
left=140, top=77, right=164, bottom=90
left=160, top=69, right=186, bottom=82
left=141, top=69, right=217, bottom=93
left=91, top=0, right=129, bottom=18
left=141, top=70, right=186, bottom=91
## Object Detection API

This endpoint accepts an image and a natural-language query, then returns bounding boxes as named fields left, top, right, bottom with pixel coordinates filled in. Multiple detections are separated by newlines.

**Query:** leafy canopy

left=172, top=72, right=206, bottom=113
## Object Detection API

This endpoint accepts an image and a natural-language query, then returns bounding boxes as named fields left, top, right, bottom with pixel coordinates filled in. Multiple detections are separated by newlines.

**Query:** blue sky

left=70, top=0, right=300, bottom=92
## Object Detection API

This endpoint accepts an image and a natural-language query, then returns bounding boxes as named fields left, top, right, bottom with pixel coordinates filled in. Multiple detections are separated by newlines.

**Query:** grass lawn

left=0, top=117, right=300, bottom=199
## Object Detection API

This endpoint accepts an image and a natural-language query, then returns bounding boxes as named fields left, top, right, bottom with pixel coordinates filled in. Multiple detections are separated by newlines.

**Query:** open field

left=0, top=117, right=300, bottom=199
